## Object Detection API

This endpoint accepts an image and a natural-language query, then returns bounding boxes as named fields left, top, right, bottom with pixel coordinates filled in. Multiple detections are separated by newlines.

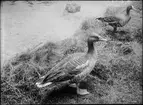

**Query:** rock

left=65, top=3, right=81, bottom=13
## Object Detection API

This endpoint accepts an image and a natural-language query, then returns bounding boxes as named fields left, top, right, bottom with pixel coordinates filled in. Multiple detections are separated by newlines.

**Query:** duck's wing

left=50, top=53, right=84, bottom=72
left=41, top=54, right=89, bottom=84
left=51, top=57, right=89, bottom=83
left=98, top=16, right=121, bottom=23
left=40, top=55, right=73, bottom=84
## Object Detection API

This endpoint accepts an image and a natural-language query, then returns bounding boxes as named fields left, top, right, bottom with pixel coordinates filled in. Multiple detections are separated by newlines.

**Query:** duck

left=97, top=5, right=138, bottom=32
left=36, top=33, right=108, bottom=95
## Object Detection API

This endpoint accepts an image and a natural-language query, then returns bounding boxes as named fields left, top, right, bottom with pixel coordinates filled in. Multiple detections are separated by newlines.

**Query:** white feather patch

left=36, top=82, right=52, bottom=88
left=76, top=60, right=89, bottom=69
left=41, top=76, right=45, bottom=79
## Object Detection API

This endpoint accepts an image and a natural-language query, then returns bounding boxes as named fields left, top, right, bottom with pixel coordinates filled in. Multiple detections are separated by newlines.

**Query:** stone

left=65, top=3, right=81, bottom=13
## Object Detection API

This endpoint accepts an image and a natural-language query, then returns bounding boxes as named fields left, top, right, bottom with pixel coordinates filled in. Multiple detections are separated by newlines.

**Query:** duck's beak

left=92, top=33, right=108, bottom=42
left=132, top=6, right=140, bottom=13
left=98, top=35, right=108, bottom=42
left=100, top=37, right=108, bottom=41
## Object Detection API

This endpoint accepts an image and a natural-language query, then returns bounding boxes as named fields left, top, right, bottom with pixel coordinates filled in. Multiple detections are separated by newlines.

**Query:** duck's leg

left=76, top=81, right=90, bottom=95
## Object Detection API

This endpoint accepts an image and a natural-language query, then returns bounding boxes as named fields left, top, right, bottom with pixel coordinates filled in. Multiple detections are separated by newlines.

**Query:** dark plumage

left=97, top=5, right=138, bottom=32
left=36, top=33, right=108, bottom=95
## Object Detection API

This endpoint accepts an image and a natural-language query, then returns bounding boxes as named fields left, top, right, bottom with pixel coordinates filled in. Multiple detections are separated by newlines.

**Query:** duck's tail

left=35, top=71, right=59, bottom=88
left=36, top=81, right=52, bottom=88
left=36, top=75, right=53, bottom=88
left=35, top=70, right=67, bottom=88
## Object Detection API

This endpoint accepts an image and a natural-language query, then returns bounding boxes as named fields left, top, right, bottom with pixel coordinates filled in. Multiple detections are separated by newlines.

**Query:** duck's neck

left=87, top=42, right=94, bottom=54
left=87, top=42, right=97, bottom=57
left=126, top=8, right=131, bottom=16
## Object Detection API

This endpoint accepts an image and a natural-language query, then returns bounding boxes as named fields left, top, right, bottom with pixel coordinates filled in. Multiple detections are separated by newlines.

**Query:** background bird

left=36, top=33, right=108, bottom=95
left=97, top=5, right=139, bottom=32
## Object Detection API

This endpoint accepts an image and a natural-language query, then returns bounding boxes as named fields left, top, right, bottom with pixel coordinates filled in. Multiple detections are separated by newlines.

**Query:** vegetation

left=1, top=1, right=142, bottom=104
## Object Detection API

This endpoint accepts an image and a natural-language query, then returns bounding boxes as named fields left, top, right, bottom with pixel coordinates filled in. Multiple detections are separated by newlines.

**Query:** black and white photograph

left=1, top=0, right=142, bottom=104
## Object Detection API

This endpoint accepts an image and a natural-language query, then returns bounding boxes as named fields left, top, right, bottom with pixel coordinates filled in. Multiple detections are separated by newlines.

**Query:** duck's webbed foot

left=77, top=87, right=90, bottom=95
left=76, top=81, right=90, bottom=95
left=69, top=83, right=77, bottom=88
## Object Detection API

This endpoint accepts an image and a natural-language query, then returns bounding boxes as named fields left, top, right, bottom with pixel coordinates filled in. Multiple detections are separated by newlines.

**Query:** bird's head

left=88, top=33, right=108, bottom=43
left=87, top=33, right=109, bottom=54
left=127, top=5, right=139, bottom=13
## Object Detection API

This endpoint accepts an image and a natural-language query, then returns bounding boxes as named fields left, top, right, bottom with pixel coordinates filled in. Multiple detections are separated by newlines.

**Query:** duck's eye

left=94, top=37, right=99, bottom=41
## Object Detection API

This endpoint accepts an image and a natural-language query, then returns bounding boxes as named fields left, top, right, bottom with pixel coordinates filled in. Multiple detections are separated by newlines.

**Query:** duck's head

left=87, top=33, right=108, bottom=54
left=127, top=5, right=139, bottom=13
left=88, top=33, right=108, bottom=43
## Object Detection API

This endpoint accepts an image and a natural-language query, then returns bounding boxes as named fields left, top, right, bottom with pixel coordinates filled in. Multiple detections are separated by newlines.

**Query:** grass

left=1, top=1, right=142, bottom=104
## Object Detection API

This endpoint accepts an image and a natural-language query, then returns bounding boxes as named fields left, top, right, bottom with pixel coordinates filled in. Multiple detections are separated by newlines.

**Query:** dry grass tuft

left=80, top=17, right=107, bottom=35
